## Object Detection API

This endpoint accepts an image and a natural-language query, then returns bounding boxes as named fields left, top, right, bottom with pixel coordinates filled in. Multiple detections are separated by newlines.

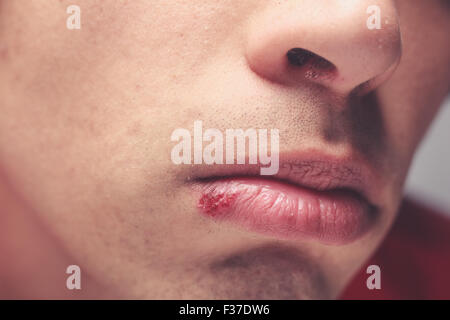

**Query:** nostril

left=286, top=48, right=315, bottom=67
left=286, top=48, right=336, bottom=77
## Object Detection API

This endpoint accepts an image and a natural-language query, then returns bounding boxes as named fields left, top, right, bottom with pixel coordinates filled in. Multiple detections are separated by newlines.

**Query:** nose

left=245, top=0, right=402, bottom=95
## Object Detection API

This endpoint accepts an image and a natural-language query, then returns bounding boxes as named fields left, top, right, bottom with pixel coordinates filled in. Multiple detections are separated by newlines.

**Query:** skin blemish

left=0, top=46, right=9, bottom=61
left=198, top=191, right=237, bottom=216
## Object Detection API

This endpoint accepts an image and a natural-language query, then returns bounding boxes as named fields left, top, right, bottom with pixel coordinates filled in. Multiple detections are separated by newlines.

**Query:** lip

left=189, top=152, right=381, bottom=245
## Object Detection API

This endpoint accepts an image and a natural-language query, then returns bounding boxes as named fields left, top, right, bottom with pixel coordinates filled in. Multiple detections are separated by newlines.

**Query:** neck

left=0, top=173, right=103, bottom=299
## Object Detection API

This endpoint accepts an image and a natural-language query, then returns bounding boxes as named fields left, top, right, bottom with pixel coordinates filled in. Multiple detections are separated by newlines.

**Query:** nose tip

left=245, top=0, right=402, bottom=95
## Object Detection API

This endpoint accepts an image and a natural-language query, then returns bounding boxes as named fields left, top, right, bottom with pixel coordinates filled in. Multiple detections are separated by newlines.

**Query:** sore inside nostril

left=286, top=48, right=335, bottom=71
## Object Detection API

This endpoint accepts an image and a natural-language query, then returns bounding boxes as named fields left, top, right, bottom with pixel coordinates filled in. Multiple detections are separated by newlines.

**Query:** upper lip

left=188, top=151, right=381, bottom=208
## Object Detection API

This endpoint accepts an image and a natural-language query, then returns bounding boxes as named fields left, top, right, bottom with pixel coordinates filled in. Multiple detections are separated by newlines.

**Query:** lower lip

left=195, top=178, right=374, bottom=244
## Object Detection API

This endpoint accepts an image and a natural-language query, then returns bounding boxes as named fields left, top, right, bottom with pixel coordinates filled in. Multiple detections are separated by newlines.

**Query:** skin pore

left=0, top=0, right=449, bottom=299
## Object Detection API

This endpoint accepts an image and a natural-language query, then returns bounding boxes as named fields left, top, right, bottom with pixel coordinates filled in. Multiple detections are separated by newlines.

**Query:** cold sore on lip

left=194, top=173, right=377, bottom=245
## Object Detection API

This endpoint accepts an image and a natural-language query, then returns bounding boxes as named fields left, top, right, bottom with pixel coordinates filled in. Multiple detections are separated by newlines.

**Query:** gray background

left=405, top=96, right=450, bottom=215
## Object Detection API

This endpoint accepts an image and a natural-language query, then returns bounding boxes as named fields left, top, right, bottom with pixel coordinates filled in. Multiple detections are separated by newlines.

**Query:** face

left=0, top=0, right=449, bottom=299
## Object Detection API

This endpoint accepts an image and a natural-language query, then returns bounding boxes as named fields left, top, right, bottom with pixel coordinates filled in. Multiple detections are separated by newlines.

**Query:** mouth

left=188, top=152, right=381, bottom=245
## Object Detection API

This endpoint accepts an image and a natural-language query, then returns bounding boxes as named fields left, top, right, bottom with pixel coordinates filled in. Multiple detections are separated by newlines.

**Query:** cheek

left=374, top=1, right=450, bottom=171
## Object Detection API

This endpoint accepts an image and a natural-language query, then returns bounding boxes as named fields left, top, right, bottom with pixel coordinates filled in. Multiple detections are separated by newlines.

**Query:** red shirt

left=340, top=199, right=450, bottom=300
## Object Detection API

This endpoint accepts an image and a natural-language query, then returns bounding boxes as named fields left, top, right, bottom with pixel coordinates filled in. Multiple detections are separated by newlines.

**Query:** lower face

left=0, top=0, right=448, bottom=299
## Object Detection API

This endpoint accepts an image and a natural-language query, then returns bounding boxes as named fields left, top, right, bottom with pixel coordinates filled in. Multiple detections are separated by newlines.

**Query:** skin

left=0, top=0, right=449, bottom=299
